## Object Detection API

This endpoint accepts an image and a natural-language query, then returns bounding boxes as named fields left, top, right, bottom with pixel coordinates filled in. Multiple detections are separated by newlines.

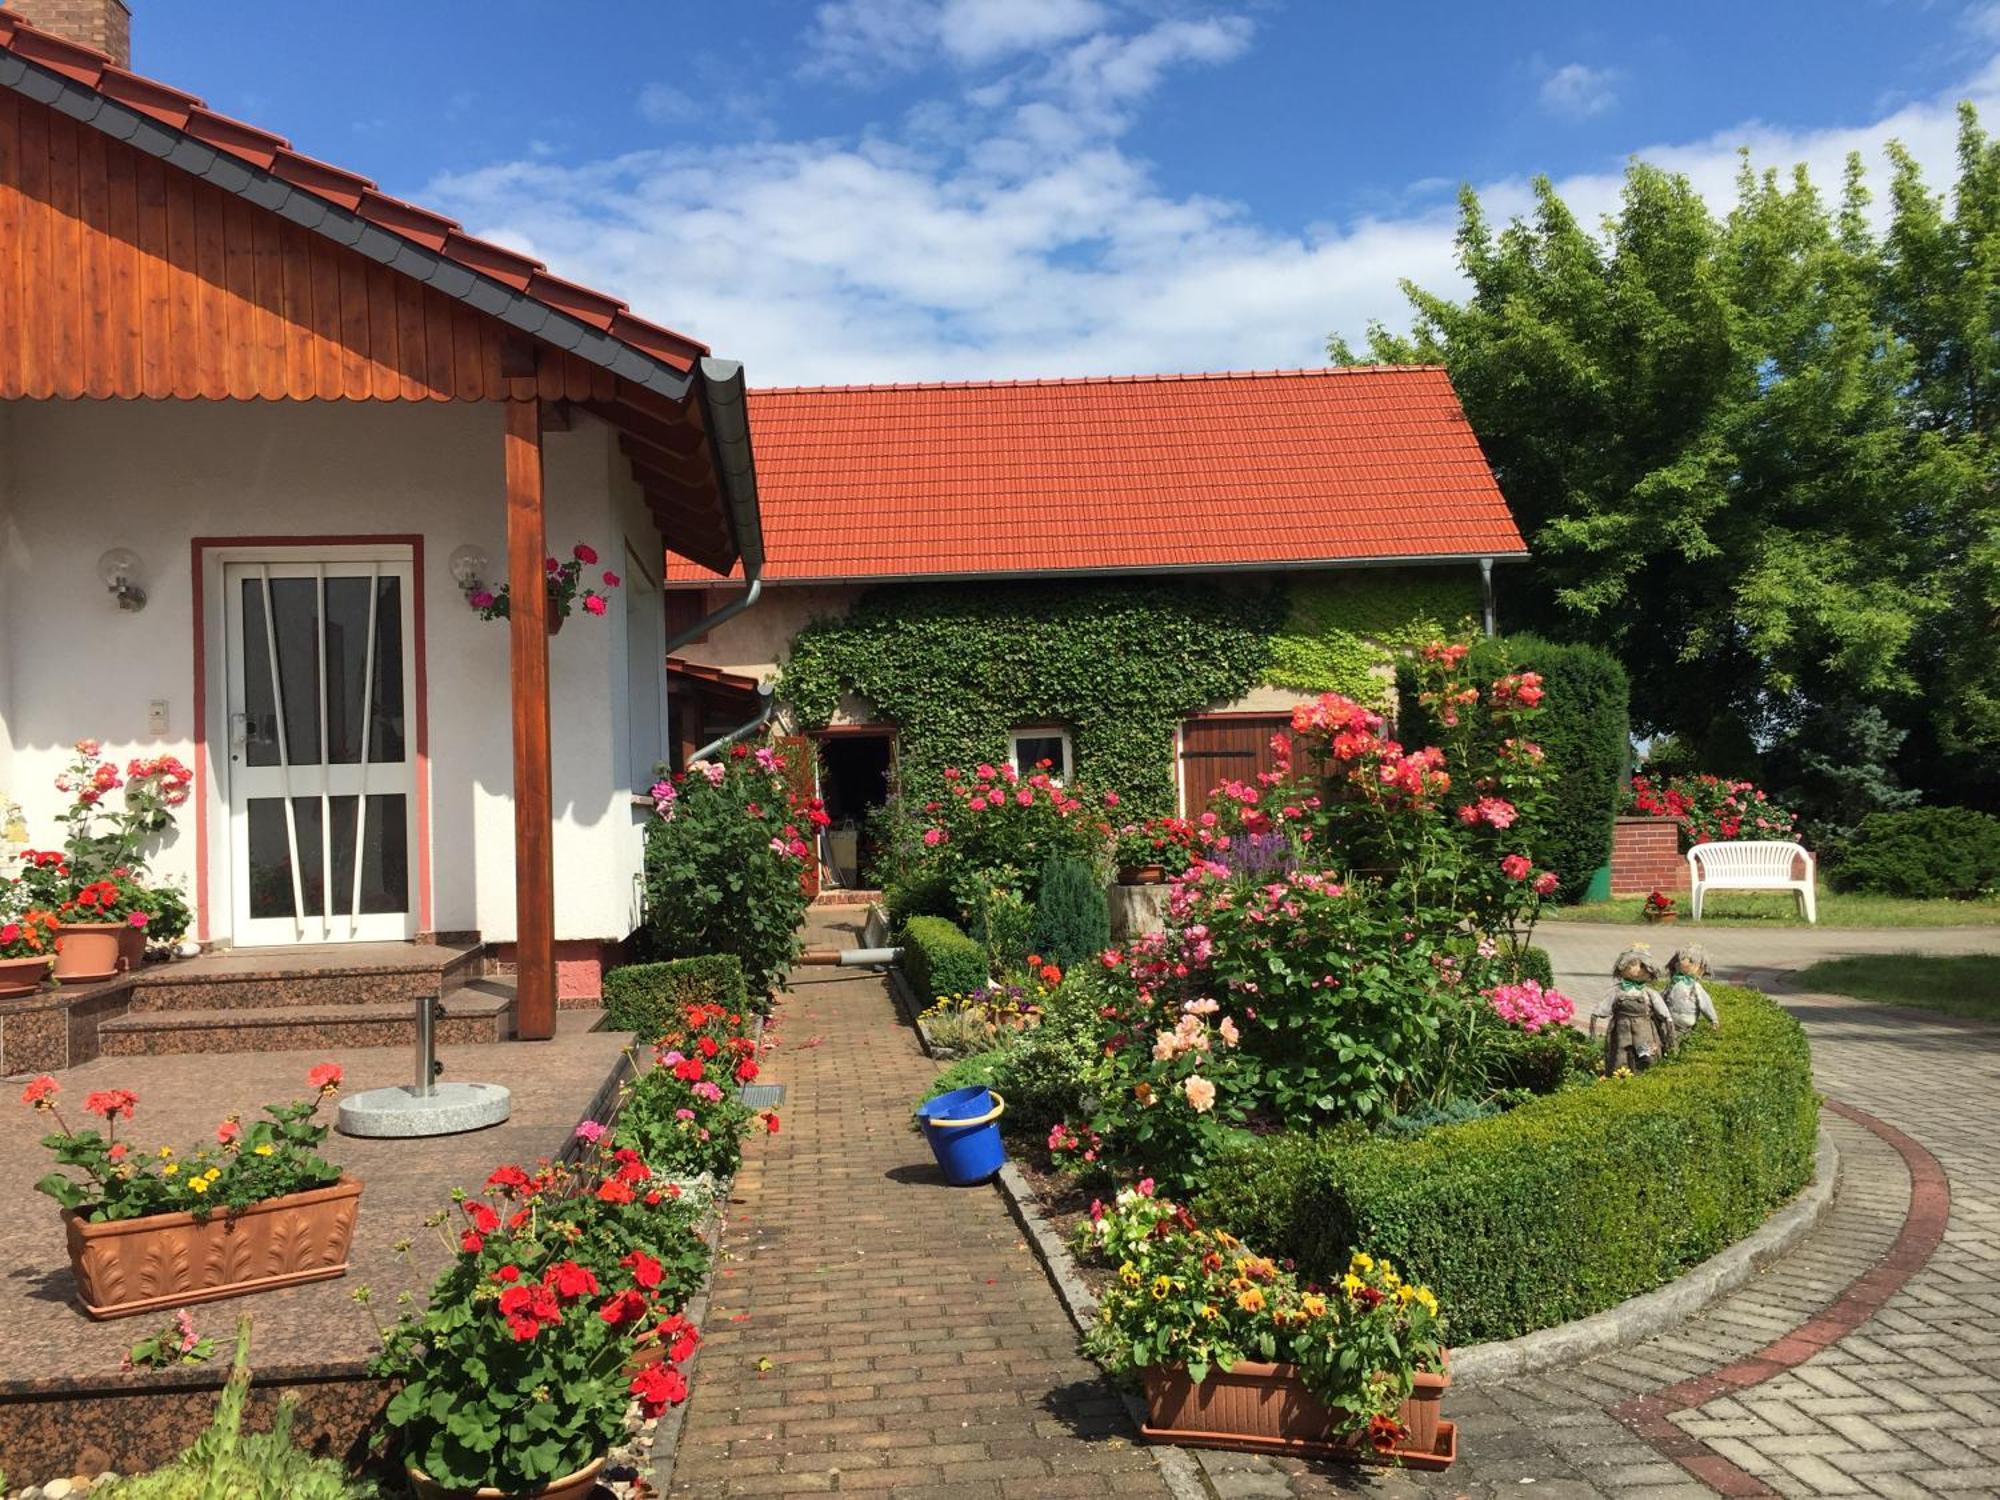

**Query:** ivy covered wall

left=1264, top=570, right=1482, bottom=704
left=779, top=581, right=1283, bottom=817
left=776, top=569, right=1491, bottom=817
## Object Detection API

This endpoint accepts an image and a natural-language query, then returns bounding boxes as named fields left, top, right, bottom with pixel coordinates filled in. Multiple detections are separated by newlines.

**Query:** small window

left=1009, top=727, right=1072, bottom=781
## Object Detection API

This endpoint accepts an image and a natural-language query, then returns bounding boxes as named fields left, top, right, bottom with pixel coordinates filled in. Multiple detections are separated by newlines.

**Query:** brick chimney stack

left=4, top=0, right=130, bottom=66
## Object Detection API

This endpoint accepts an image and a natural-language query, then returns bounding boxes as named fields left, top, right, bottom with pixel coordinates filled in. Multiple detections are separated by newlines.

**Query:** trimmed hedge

left=602, top=955, right=749, bottom=1041
left=1400, top=633, right=1630, bottom=903
left=1195, top=986, right=1817, bottom=1343
left=1835, top=806, right=2000, bottom=900
left=901, top=916, right=989, bottom=1004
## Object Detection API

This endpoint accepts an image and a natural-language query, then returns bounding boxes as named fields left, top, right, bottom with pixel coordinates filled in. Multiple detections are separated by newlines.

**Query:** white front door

left=222, top=555, right=418, bottom=944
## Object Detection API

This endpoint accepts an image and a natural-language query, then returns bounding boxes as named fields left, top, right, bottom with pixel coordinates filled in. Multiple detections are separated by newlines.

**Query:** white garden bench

left=1686, top=841, right=1817, bottom=924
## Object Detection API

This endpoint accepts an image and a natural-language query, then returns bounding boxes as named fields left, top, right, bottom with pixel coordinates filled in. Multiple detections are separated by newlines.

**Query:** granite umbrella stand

left=336, top=993, right=511, bottom=1137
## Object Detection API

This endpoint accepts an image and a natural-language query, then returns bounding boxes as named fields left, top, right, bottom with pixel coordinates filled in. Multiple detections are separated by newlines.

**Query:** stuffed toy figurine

left=1589, top=945, right=1670, bottom=1073
left=1662, top=944, right=1721, bottom=1049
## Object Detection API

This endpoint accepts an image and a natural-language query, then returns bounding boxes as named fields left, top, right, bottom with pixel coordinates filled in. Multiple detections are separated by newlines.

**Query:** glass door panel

left=225, top=556, right=417, bottom=944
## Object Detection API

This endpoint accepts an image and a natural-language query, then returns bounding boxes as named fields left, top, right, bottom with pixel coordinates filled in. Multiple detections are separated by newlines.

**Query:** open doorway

left=815, top=732, right=895, bottom=889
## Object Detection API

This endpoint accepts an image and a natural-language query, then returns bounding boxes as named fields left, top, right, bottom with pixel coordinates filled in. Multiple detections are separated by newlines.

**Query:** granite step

left=125, top=942, right=485, bottom=1014
left=98, top=977, right=516, bottom=1056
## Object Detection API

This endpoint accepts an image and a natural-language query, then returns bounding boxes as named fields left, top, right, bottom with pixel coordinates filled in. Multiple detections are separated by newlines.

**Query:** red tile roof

left=0, top=8, right=706, bottom=373
left=666, top=366, right=1524, bottom=584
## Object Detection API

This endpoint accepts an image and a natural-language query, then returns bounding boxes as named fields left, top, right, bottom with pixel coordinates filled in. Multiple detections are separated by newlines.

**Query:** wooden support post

left=505, top=390, right=556, bottom=1041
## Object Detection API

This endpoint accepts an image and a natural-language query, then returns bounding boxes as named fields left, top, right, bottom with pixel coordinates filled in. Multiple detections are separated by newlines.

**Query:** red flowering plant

left=642, top=740, right=820, bottom=998
left=372, top=1153, right=697, bottom=1492
left=22, top=1063, right=346, bottom=1222
left=469, top=541, right=621, bottom=622
left=913, top=762, right=1119, bottom=917
left=19, top=740, right=196, bottom=941
left=1627, top=772, right=1798, bottom=849
left=611, top=1001, right=765, bottom=1181
left=0, top=876, right=59, bottom=963
left=1075, top=1184, right=1445, bottom=1447
left=1113, top=816, right=1199, bottom=877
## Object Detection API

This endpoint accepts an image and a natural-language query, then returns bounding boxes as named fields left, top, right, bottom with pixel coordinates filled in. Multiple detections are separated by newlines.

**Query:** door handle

left=230, top=712, right=248, bottom=761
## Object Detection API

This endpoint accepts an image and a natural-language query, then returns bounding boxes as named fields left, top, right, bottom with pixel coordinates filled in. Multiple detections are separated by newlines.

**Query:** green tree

left=1338, top=113, right=2000, bottom=811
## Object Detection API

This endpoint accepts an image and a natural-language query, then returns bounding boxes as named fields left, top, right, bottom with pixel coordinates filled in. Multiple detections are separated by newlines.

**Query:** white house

left=0, top=1, right=762, bottom=1032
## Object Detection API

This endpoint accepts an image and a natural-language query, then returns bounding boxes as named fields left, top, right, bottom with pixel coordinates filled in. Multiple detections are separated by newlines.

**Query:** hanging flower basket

left=1140, top=1363, right=1454, bottom=1470
left=467, top=542, right=619, bottom=629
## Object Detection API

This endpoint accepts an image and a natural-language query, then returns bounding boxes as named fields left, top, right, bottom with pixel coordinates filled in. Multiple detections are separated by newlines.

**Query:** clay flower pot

left=52, top=921, right=131, bottom=982
left=1139, top=1362, right=1454, bottom=1471
left=407, top=1454, right=605, bottom=1500
left=64, top=1178, right=363, bottom=1319
left=0, top=954, right=54, bottom=999
left=1117, top=864, right=1168, bottom=886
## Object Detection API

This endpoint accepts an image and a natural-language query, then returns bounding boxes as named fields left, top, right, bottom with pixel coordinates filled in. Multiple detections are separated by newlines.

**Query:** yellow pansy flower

left=1151, top=1276, right=1173, bottom=1301
left=1341, top=1272, right=1363, bottom=1294
left=253, top=1143, right=275, bottom=1157
left=1300, top=1293, right=1328, bottom=1319
left=1415, top=1288, right=1439, bottom=1315
left=1349, top=1252, right=1374, bottom=1274
left=1235, top=1288, right=1266, bottom=1313
left=157, top=1146, right=174, bottom=1160
left=1198, top=1304, right=1219, bottom=1320
left=161, top=1163, right=179, bottom=1176
left=188, top=1178, right=208, bottom=1193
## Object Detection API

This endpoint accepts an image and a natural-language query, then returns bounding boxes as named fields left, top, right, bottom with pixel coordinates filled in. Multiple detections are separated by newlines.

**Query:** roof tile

left=668, top=367, right=1524, bottom=583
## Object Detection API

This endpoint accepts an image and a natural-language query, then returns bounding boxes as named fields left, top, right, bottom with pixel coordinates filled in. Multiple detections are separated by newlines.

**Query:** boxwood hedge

left=1194, top=985, right=1818, bottom=1344
left=900, top=915, right=989, bottom=1005
left=602, top=955, right=748, bottom=1041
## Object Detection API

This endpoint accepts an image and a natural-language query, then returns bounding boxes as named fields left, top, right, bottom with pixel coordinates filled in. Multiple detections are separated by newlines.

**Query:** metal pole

left=414, top=996, right=437, bottom=1098
left=1479, top=557, right=1496, bottom=637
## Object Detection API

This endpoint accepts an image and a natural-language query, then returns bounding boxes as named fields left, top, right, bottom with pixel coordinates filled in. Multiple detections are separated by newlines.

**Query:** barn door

left=1177, top=715, right=1294, bottom=816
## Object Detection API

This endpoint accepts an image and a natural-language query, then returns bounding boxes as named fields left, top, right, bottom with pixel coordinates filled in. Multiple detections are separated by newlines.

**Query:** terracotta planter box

left=408, top=1454, right=604, bottom=1500
left=1140, top=1362, right=1454, bottom=1471
left=1117, top=864, right=1168, bottom=886
left=52, top=921, right=131, bottom=983
left=0, top=954, right=54, bottom=999
left=64, top=1178, right=363, bottom=1319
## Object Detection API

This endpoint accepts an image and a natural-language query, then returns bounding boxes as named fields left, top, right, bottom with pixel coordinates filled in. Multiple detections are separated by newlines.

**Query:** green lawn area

left=1547, top=892, right=2000, bottom=927
left=1793, top=954, right=2000, bottom=1020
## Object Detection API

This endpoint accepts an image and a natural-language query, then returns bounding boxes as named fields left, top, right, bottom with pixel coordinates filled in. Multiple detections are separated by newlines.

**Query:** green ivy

left=1263, top=570, right=1481, bottom=704
left=779, top=581, right=1282, bottom=817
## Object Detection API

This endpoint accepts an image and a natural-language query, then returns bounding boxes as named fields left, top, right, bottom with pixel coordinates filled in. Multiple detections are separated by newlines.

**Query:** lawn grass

left=1793, top=954, right=2000, bottom=1020
left=1547, top=892, right=2000, bottom=927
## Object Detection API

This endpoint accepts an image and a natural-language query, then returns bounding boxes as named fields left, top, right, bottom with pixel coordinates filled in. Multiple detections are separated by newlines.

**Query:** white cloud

left=637, top=82, right=700, bottom=126
left=803, top=0, right=1111, bottom=81
left=423, top=16, right=2000, bottom=388
left=1539, top=62, right=1619, bottom=120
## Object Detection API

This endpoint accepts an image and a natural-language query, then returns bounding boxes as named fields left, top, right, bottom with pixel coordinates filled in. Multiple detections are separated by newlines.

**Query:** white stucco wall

left=0, top=398, right=666, bottom=947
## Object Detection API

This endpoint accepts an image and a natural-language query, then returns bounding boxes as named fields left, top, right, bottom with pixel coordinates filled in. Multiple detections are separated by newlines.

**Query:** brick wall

left=1610, top=815, right=1688, bottom=897
left=5, top=0, right=130, bottom=65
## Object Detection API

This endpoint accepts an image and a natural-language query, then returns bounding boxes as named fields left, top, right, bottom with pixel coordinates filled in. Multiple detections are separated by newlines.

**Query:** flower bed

left=1192, top=985, right=1816, bottom=1343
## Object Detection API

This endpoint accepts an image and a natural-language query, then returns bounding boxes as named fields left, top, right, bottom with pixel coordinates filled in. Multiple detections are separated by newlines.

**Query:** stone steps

left=124, top=942, right=485, bottom=1013
left=98, top=976, right=516, bottom=1056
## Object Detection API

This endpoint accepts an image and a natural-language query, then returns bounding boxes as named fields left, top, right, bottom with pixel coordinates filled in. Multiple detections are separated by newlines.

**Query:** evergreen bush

left=602, top=955, right=749, bottom=1041
left=1400, top=633, right=1629, bottom=902
left=1028, top=856, right=1111, bottom=972
left=1835, top=806, right=2000, bottom=899
left=900, top=916, right=988, bottom=1004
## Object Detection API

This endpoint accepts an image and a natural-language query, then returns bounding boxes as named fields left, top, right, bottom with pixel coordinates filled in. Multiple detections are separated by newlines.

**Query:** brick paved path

left=1220, top=970, right=2000, bottom=1500
left=665, top=917, right=1173, bottom=1500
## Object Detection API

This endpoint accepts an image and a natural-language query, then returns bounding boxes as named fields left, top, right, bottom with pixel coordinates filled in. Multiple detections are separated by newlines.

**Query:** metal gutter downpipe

left=665, top=573, right=761, bottom=654
left=1480, top=557, right=1496, bottom=637
left=690, top=680, right=776, bottom=765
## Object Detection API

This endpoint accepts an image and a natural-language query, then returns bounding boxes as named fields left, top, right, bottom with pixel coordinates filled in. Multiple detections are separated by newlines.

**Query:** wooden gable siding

left=0, top=91, right=615, bottom=404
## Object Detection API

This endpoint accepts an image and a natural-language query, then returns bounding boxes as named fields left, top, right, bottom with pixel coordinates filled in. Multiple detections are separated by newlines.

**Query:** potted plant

left=469, top=542, right=621, bottom=635
left=374, top=1157, right=697, bottom=1499
left=1114, top=818, right=1196, bottom=885
left=0, top=900, right=59, bottom=999
left=1643, top=889, right=1678, bottom=924
left=1076, top=1186, right=1453, bottom=1469
left=53, top=873, right=152, bottom=981
left=21, top=1063, right=362, bottom=1318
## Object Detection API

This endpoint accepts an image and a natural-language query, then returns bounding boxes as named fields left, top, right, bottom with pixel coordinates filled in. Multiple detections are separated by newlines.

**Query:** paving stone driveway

left=665, top=915, right=1172, bottom=1500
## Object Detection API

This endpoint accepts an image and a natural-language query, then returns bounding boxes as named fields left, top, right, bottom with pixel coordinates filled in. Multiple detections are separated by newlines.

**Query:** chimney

left=4, top=0, right=130, bottom=66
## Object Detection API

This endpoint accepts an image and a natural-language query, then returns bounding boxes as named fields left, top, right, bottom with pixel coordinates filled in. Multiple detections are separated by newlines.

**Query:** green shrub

left=98, top=1320, right=374, bottom=1500
left=1195, top=986, right=1817, bottom=1343
left=1502, top=941, right=1554, bottom=987
left=1400, top=634, right=1630, bottom=903
left=1835, top=806, right=2000, bottom=900
left=901, top=916, right=988, bottom=1004
left=641, top=750, right=810, bottom=1000
left=972, top=886, right=1038, bottom=971
left=885, top=870, right=956, bottom=931
left=602, top=955, right=749, bottom=1040
left=1029, top=857, right=1111, bottom=971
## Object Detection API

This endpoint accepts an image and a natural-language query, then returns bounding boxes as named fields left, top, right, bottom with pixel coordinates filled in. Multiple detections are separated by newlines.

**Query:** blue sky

left=134, top=1, right=2000, bottom=384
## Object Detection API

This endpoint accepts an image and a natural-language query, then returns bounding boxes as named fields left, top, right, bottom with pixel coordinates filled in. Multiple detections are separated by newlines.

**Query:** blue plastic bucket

left=917, top=1085, right=1007, bottom=1186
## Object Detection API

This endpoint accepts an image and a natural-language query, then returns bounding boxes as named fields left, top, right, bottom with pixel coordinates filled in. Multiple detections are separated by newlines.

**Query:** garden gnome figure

left=1590, top=945, right=1670, bottom=1073
left=1663, top=945, right=1720, bottom=1049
